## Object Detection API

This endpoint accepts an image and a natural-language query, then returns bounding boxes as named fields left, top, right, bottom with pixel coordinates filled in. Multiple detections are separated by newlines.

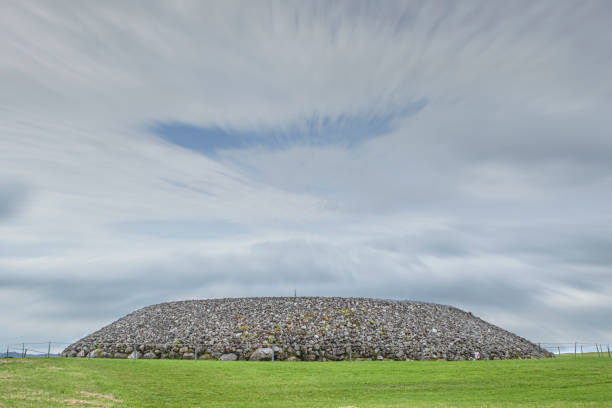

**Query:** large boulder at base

left=219, top=353, right=238, bottom=361
left=62, top=297, right=551, bottom=361
left=250, top=348, right=274, bottom=361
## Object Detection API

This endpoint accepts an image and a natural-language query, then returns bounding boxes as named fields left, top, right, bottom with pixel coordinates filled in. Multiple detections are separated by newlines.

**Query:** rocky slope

left=62, top=297, right=549, bottom=360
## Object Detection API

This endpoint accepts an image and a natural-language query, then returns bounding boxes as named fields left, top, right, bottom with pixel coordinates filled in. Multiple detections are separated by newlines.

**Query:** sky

left=1, top=0, right=611, bottom=347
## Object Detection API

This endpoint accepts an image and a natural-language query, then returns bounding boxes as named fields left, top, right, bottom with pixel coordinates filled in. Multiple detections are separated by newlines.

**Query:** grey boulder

left=219, top=353, right=238, bottom=361
left=250, top=347, right=274, bottom=361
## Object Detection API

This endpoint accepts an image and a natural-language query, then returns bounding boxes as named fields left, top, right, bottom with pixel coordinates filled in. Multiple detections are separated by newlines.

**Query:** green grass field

left=1, top=354, right=610, bottom=407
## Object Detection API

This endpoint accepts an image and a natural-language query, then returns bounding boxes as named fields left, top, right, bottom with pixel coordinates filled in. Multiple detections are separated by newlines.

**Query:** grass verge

left=1, top=354, right=610, bottom=407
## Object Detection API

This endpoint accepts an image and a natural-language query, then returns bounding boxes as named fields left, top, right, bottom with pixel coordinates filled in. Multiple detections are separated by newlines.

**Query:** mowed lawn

left=1, top=354, right=611, bottom=407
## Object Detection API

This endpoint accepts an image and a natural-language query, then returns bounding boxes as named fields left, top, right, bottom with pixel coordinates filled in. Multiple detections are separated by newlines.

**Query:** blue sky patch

left=152, top=101, right=426, bottom=155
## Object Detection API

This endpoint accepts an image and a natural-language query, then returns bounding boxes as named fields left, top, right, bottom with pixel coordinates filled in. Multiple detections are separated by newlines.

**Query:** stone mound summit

left=62, top=297, right=548, bottom=361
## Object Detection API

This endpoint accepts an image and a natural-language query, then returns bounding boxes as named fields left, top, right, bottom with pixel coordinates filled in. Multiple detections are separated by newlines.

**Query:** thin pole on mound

left=48, top=342, right=51, bottom=358
left=580, top=344, right=583, bottom=356
left=608, top=345, right=610, bottom=358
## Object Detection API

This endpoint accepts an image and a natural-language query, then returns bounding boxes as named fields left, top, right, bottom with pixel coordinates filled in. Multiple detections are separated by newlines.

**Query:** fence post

left=133, top=344, right=137, bottom=359
left=580, top=345, right=583, bottom=356
left=608, top=345, right=610, bottom=358
left=574, top=342, right=576, bottom=359
left=420, top=345, right=424, bottom=361
left=596, top=344, right=600, bottom=358
left=194, top=345, right=197, bottom=362
left=557, top=346, right=561, bottom=356
left=348, top=344, right=352, bottom=362
left=22, top=343, right=25, bottom=358
left=538, top=343, right=541, bottom=359
left=48, top=342, right=51, bottom=358
left=5, top=346, right=8, bottom=359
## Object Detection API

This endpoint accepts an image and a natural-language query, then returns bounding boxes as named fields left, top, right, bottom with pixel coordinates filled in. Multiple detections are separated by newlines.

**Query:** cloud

left=0, top=0, right=611, bottom=346
left=0, top=181, right=28, bottom=220
left=113, top=219, right=247, bottom=240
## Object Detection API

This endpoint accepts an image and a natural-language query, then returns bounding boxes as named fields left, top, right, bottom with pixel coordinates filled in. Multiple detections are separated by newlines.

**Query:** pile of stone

left=62, top=297, right=550, bottom=360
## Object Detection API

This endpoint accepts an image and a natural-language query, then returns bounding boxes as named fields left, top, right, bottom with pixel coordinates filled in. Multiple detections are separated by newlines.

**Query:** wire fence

left=538, top=342, right=612, bottom=358
left=1, top=342, right=72, bottom=358
left=1, top=341, right=611, bottom=360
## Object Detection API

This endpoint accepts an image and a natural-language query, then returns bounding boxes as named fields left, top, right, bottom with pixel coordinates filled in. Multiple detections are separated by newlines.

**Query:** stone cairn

left=62, top=297, right=550, bottom=361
